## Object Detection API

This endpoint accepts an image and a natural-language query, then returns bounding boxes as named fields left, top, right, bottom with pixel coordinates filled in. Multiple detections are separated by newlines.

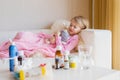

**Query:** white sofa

left=0, top=29, right=112, bottom=69
left=81, top=29, right=112, bottom=69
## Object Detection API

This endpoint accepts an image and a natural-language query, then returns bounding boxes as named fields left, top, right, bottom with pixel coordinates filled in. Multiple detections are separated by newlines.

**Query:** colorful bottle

left=69, top=56, right=77, bottom=69
left=55, top=46, right=63, bottom=69
left=40, top=64, right=46, bottom=76
left=64, top=50, right=70, bottom=69
left=18, top=51, right=24, bottom=66
left=9, top=40, right=18, bottom=72
left=19, top=70, right=25, bottom=80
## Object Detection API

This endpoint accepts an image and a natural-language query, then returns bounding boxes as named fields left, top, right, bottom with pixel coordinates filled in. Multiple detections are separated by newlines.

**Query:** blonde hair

left=71, top=16, right=89, bottom=29
left=71, top=16, right=89, bottom=52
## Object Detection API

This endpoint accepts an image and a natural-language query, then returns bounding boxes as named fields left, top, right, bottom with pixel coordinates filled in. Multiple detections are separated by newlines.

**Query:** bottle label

left=55, top=58, right=60, bottom=69
left=64, top=61, right=69, bottom=69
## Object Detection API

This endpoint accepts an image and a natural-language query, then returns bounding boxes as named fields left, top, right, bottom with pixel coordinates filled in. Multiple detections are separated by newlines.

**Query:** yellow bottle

left=40, top=64, right=46, bottom=76
left=19, top=70, right=25, bottom=80
left=69, top=57, right=77, bottom=68
left=70, top=61, right=76, bottom=68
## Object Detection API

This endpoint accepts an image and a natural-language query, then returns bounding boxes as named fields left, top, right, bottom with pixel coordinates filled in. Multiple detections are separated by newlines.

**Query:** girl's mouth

left=69, top=29, right=73, bottom=33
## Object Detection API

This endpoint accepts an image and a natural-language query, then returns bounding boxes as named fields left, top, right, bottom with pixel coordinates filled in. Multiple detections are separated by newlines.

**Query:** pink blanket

left=0, top=32, right=79, bottom=58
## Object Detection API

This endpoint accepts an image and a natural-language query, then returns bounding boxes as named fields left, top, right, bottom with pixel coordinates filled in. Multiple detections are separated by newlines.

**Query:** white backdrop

left=0, top=0, right=89, bottom=30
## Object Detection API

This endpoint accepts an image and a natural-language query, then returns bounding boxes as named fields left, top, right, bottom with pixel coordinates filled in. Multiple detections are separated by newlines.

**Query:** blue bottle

left=9, top=41, right=18, bottom=72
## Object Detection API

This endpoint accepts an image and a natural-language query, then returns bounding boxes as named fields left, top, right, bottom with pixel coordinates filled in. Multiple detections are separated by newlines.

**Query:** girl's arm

left=55, top=35, right=79, bottom=52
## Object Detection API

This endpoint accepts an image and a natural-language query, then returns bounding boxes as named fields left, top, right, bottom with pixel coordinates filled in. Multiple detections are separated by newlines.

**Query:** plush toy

left=51, top=19, right=70, bottom=32
left=60, top=29, right=70, bottom=42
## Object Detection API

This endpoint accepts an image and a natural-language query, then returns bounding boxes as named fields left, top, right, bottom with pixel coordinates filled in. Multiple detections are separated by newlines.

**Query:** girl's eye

left=73, top=26, right=77, bottom=28
left=70, top=24, right=76, bottom=28
left=70, top=23, right=78, bottom=29
left=70, top=24, right=72, bottom=27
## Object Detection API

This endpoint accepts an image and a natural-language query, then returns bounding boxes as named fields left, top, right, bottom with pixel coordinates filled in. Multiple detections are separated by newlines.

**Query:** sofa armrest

left=81, top=29, right=112, bottom=69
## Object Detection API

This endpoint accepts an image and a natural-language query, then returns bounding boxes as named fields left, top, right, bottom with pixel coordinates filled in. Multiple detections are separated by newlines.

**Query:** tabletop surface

left=0, top=58, right=120, bottom=80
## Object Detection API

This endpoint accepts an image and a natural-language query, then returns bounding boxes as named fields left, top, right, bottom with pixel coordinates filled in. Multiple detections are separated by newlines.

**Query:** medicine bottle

left=9, top=40, right=18, bottom=72
left=55, top=46, right=63, bottom=69
left=64, top=50, right=70, bottom=69
left=18, top=51, right=24, bottom=66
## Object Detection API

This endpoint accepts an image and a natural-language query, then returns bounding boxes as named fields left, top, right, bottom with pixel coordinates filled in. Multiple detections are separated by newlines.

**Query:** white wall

left=0, top=0, right=89, bottom=30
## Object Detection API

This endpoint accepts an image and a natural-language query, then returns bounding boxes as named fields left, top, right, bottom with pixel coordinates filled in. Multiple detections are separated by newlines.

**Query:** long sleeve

left=55, top=35, right=79, bottom=52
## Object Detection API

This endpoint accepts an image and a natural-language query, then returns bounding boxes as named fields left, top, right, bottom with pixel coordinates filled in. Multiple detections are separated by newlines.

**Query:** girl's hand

left=48, top=31, right=61, bottom=44
left=49, top=36, right=56, bottom=44
left=53, top=31, right=61, bottom=37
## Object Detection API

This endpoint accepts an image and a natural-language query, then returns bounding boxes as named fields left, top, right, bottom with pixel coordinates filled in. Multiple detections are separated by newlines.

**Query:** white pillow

left=51, top=20, right=70, bottom=32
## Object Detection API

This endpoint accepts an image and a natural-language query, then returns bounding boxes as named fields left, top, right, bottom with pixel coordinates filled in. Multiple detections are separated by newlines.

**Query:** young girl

left=0, top=16, right=89, bottom=58
left=50, top=16, right=89, bottom=52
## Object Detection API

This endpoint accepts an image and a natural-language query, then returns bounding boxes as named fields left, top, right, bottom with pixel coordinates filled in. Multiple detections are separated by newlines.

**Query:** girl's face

left=68, top=20, right=82, bottom=36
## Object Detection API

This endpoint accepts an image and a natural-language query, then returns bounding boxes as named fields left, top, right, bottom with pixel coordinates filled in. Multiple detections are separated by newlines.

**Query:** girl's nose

left=71, top=26, right=74, bottom=30
left=70, top=26, right=73, bottom=29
